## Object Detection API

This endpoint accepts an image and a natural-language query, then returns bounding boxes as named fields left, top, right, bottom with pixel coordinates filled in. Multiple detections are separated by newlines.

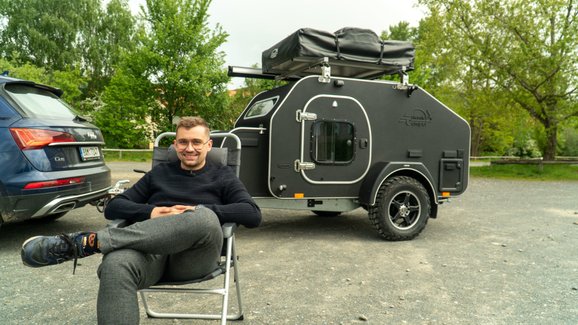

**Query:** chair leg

left=220, top=233, right=244, bottom=324
left=220, top=234, right=233, bottom=325
left=138, top=234, right=244, bottom=322
left=232, top=236, right=244, bottom=319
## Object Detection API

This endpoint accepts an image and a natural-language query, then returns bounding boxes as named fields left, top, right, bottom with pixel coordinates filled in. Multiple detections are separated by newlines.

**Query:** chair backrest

left=151, top=132, right=240, bottom=177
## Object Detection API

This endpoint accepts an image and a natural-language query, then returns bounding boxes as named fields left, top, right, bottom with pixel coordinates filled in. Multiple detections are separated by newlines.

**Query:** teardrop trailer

left=105, top=27, right=471, bottom=241
left=214, top=28, right=471, bottom=240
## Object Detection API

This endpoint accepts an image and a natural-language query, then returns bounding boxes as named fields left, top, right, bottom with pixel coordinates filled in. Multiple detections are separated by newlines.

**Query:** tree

left=82, top=0, right=136, bottom=97
left=380, top=17, right=517, bottom=157
left=419, top=0, right=578, bottom=160
left=98, top=0, right=229, bottom=147
left=381, top=21, right=418, bottom=41
left=0, top=58, right=86, bottom=105
left=0, top=0, right=135, bottom=97
left=0, top=0, right=98, bottom=70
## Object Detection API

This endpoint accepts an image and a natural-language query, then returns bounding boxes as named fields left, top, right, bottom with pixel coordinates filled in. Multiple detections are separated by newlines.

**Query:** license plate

left=79, top=146, right=101, bottom=161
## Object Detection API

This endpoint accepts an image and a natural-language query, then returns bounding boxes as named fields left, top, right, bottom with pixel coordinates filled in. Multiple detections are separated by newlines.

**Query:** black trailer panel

left=228, top=27, right=470, bottom=240
left=234, top=76, right=469, bottom=201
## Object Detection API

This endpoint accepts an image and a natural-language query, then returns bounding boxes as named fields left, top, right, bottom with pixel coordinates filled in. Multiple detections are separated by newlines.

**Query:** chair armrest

left=222, top=223, right=238, bottom=238
left=107, top=219, right=131, bottom=228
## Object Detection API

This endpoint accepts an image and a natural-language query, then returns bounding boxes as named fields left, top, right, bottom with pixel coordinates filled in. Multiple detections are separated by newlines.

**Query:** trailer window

left=245, top=97, right=278, bottom=119
left=311, top=121, right=354, bottom=164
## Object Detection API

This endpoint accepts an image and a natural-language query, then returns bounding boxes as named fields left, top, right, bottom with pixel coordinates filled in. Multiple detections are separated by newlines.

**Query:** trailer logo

left=399, top=109, right=432, bottom=127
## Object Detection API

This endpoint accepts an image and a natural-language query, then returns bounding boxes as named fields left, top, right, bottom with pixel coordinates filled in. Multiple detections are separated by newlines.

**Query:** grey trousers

left=95, top=207, right=223, bottom=325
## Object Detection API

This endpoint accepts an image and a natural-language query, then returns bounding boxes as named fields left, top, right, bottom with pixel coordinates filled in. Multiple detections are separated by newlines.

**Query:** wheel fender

left=358, top=162, right=437, bottom=207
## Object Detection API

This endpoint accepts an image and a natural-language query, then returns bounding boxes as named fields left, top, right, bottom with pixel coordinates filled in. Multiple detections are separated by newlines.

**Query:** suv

left=0, top=75, right=111, bottom=228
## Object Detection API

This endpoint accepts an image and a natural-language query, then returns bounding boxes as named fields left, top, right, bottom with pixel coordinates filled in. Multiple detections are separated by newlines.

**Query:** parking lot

left=1, top=162, right=577, bottom=324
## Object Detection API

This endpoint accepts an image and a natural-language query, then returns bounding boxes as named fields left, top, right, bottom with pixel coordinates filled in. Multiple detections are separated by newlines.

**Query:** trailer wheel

left=368, top=176, right=430, bottom=241
left=312, top=210, right=342, bottom=217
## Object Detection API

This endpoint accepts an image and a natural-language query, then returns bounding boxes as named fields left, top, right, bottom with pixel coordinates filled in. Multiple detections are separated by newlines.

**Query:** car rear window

left=0, top=97, right=17, bottom=118
left=4, top=83, right=76, bottom=119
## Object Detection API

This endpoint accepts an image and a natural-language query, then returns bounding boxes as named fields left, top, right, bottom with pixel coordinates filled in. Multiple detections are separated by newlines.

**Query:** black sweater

left=104, top=160, right=261, bottom=228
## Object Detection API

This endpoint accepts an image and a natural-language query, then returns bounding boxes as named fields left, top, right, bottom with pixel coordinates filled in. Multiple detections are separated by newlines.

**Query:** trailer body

left=219, top=28, right=470, bottom=240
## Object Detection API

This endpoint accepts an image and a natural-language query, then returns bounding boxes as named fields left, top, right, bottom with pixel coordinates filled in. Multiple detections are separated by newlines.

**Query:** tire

left=368, top=176, right=431, bottom=241
left=312, top=210, right=342, bottom=217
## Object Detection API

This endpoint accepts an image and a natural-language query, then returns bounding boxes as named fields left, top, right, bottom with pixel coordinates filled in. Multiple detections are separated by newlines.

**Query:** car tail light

left=23, top=177, right=85, bottom=190
left=9, top=128, right=76, bottom=150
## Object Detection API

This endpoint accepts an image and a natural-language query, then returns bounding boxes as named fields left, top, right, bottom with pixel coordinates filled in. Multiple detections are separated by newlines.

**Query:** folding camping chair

left=109, top=131, right=244, bottom=324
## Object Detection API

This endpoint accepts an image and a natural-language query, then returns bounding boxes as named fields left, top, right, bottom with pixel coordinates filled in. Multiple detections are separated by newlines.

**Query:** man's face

left=174, top=126, right=212, bottom=171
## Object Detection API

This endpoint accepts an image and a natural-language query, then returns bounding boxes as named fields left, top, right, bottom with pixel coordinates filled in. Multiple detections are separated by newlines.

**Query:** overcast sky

left=128, top=0, right=426, bottom=87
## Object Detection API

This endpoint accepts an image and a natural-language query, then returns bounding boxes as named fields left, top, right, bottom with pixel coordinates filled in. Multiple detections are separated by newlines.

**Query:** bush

left=506, top=138, right=542, bottom=158
left=559, top=126, right=578, bottom=156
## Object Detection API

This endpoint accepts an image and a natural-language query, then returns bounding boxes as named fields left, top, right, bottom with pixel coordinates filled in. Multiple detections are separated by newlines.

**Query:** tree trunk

left=469, top=118, right=482, bottom=156
left=543, top=123, right=557, bottom=161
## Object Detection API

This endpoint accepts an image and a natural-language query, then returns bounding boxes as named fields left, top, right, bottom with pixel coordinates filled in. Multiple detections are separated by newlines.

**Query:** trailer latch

left=318, top=57, right=331, bottom=83
left=296, top=110, right=317, bottom=122
left=294, top=159, right=316, bottom=172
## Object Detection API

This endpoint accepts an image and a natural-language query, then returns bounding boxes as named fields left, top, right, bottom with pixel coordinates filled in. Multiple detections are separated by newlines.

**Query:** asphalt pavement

left=1, top=162, right=577, bottom=324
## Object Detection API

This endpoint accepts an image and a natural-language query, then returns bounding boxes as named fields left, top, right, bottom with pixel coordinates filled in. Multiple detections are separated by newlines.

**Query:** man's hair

left=176, top=116, right=210, bottom=136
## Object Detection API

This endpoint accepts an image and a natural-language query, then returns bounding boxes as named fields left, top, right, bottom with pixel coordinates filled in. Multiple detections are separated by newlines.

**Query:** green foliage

left=95, top=63, right=155, bottom=148
left=380, top=21, right=418, bottom=41
left=0, top=57, right=87, bottom=106
left=559, top=122, right=578, bottom=156
left=0, top=0, right=135, bottom=97
left=83, top=0, right=136, bottom=97
left=103, top=149, right=153, bottom=162
left=98, top=0, right=230, bottom=146
left=418, top=0, right=578, bottom=160
left=471, top=163, right=578, bottom=181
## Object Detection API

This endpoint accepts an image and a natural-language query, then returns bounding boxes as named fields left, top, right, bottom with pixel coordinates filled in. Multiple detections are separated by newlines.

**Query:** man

left=21, top=116, right=261, bottom=324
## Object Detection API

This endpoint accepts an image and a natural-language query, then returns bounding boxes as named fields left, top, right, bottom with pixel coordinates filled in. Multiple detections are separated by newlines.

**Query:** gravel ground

left=1, top=162, right=577, bottom=324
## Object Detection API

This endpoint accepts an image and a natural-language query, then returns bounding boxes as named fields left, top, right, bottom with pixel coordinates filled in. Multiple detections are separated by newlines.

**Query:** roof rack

left=228, top=57, right=410, bottom=82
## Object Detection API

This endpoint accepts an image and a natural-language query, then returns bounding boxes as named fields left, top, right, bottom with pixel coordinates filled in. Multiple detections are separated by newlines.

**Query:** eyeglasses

left=175, top=138, right=210, bottom=150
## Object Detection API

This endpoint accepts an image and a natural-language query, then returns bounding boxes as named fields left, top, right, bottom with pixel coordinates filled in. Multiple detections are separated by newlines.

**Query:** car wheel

left=368, top=176, right=430, bottom=241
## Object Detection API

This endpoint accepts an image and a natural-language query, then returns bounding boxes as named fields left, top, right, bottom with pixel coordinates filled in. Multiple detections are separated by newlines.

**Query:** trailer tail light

left=23, top=177, right=85, bottom=190
left=9, top=128, right=76, bottom=150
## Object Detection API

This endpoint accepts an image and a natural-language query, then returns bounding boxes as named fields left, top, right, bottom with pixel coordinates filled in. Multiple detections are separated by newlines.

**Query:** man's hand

left=150, top=205, right=196, bottom=219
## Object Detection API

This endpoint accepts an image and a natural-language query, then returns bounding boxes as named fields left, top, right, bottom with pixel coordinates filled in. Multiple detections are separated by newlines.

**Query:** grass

left=470, top=163, right=578, bottom=181
left=103, top=150, right=153, bottom=162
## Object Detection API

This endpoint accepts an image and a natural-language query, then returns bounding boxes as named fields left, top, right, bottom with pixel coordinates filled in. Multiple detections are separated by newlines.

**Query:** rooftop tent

left=261, top=27, right=415, bottom=79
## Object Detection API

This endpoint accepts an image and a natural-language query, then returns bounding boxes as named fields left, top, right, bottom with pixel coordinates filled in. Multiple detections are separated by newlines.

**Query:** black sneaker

left=21, top=232, right=98, bottom=274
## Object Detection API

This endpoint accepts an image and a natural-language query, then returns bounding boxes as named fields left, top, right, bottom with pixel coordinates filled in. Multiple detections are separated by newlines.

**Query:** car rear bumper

left=0, top=184, right=111, bottom=224
left=29, top=186, right=111, bottom=218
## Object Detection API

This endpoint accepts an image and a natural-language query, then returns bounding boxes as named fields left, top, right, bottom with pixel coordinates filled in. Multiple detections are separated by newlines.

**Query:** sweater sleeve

left=203, top=167, right=262, bottom=228
left=103, top=173, right=156, bottom=222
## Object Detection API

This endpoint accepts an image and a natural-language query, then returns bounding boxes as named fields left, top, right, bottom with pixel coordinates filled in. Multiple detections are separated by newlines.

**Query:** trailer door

left=296, top=95, right=371, bottom=184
